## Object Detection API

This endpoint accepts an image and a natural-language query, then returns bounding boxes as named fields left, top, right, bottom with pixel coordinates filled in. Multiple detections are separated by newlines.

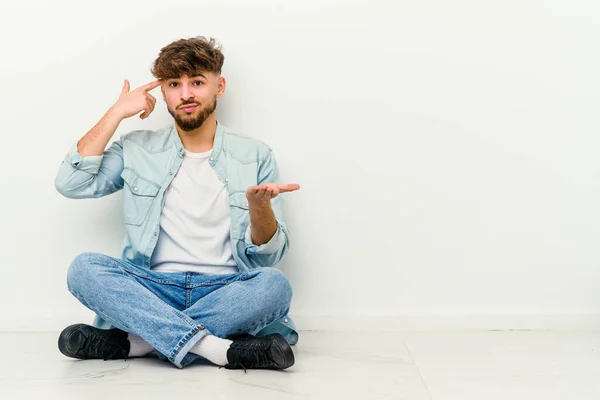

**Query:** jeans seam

left=167, top=307, right=199, bottom=328
left=113, top=261, right=198, bottom=329
left=189, top=273, right=242, bottom=288
left=114, top=262, right=179, bottom=286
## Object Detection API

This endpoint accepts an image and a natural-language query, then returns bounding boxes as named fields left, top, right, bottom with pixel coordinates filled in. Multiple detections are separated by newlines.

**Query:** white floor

left=1, top=330, right=600, bottom=399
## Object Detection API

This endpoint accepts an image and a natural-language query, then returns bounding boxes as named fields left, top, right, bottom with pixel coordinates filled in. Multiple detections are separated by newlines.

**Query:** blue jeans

left=66, top=252, right=293, bottom=368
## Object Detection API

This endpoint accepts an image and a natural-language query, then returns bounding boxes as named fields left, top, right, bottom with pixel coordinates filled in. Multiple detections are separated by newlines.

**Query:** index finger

left=142, top=80, right=162, bottom=91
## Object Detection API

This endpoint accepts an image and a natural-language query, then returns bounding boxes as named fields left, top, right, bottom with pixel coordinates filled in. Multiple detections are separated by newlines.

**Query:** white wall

left=1, top=0, right=600, bottom=331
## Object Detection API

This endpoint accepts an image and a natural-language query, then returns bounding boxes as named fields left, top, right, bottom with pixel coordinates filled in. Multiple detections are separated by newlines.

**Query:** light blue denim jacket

left=54, top=121, right=298, bottom=345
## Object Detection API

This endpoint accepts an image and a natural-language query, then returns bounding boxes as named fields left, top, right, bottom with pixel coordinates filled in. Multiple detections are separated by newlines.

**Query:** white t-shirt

left=150, top=148, right=239, bottom=275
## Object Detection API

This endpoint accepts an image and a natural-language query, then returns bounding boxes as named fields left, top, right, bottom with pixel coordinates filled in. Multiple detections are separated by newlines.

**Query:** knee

left=66, top=252, right=108, bottom=294
left=256, top=268, right=293, bottom=305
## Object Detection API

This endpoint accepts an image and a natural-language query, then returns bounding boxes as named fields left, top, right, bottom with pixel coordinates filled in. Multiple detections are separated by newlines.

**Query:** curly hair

left=151, top=36, right=225, bottom=79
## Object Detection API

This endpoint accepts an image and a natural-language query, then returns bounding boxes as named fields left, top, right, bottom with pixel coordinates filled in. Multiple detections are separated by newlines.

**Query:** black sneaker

left=225, top=333, right=295, bottom=371
left=58, top=323, right=130, bottom=361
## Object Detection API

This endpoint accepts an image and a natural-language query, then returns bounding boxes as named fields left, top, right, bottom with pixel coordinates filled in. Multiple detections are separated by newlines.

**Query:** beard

left=168, top=94, right=217, bottom=132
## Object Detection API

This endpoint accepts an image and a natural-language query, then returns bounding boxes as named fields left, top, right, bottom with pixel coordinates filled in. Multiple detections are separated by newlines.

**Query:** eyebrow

left=168, top=74, right=207, bottom=81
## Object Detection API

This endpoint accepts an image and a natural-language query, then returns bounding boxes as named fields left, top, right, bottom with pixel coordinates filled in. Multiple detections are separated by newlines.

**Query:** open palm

left=246, top=183, right=301, bottom=206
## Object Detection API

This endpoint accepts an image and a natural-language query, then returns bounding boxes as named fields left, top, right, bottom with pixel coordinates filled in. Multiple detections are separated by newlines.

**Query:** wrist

left=247, top=200, right=271, bottom=210
left=107, top=105, right=126, bottom=121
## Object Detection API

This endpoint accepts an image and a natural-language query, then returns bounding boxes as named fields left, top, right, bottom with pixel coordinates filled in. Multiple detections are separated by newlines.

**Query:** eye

left=169, top=82, right=178, bottom=87
left=193, top=81, right=203, bottom=86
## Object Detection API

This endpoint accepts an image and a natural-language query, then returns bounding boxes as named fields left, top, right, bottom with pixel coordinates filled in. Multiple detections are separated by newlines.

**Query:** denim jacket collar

left=169, top=120, right=225, bottom=166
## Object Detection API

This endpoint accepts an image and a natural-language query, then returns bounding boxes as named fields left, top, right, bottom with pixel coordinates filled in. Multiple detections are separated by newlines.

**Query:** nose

left=180, top=84, right=194, bottom=102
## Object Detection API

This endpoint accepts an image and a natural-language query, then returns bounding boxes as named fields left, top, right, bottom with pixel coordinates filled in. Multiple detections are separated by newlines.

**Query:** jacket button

left=284, top=319, right=289, bottom=323
left=133, top=187, right=138, bottom=192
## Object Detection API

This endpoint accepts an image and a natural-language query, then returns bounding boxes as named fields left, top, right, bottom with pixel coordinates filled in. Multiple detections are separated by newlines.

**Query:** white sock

left=189, top=335, right=233, bottom=366
left=127, top=334, right=156, bottom=357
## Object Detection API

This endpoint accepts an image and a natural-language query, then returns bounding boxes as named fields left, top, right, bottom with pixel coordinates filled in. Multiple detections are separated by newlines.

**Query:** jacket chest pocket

left=120, top=168, right=161, bottom=226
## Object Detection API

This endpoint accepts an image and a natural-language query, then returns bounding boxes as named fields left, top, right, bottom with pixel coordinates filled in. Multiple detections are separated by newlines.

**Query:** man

left=54, top=36, right=300, bottom=371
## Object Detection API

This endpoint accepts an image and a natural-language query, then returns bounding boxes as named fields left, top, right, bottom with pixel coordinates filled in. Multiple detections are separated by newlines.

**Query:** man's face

left=161, top=72, right=225, bottom=131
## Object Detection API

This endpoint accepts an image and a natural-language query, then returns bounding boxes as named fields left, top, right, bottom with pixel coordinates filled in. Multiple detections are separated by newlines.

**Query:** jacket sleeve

left=243, top=149, right=291, bottom=268
left=54, top=139, right=125, bottom=199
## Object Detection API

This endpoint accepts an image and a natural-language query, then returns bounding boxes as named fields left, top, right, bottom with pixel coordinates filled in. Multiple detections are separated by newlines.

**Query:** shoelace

left=77, top=331, right=125, bottom=361
left=227, top=340, right=271, bottom=372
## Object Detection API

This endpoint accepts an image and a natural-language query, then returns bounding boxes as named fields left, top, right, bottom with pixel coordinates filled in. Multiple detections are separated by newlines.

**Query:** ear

left=217, top=76, right=226, bottom=98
